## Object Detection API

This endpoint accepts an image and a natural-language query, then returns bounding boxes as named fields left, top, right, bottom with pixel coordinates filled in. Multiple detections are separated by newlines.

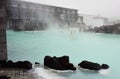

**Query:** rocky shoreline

left=78, top=60, right=109, bottom=71
left=0, top=56, right=110, bottom=79
left=88, top=23, right=120, bottom=34
left=44, top=56, right=76, bottom=71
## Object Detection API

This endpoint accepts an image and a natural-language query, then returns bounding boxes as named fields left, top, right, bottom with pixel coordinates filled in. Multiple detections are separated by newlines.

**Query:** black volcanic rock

left=44, top=56, right=66, bottom=70
left=23, top=61, right=32, bottom=70
left=0, top=60, right=32, bottom=70
left=6, top=60, right=15, bottom=68
left=101, top=64, right=109, bottom=69
left=15, top=61, right=32, bottom=70
left=78, top=60, right=101, bottom=70
left=35, top=62, right=40, bottom=64
left=44, top=56, right=76, bottom=71
left=34, top=62, right=41, bottom=67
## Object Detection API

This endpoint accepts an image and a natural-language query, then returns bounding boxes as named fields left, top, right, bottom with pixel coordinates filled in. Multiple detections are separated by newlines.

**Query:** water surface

left=7, top=30, right=120, bottom=79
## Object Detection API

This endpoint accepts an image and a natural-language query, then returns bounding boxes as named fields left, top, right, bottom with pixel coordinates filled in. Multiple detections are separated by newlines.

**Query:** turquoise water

left=7, top=30, right=120, bottom=79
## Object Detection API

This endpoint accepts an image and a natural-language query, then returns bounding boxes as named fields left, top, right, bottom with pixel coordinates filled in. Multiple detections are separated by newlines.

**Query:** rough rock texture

left=78, top=60, right=101, bottom=70
left=44, top=56, right=76, bottom=71
left=78, top=60, right=109, bottom=71
left=0, top=60, right=32, bottom=70
left=101, top=64, right=109, bottom=69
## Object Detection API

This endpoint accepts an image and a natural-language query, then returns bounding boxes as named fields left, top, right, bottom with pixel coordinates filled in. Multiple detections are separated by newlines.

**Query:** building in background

left=6, top=0, right=78, bottom=31
left=0, top=0, right=78, bottom=60
left=78, top=14, right=108, bottom=30
left=107, top=18, right=120, bottom=25
left=77, top=16, right=86, bottom=31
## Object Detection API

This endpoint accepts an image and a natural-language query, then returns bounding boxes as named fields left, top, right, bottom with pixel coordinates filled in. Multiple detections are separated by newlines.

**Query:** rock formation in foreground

left=78, top=60, right=109, bottom=71
left=44, top=55, right=76, bottom=71
left=0, top=60, right=32, bottom=70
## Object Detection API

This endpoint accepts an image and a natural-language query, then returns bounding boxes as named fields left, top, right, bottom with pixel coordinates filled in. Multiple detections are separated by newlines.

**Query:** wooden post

left=0, top=0, right=7, bottom=60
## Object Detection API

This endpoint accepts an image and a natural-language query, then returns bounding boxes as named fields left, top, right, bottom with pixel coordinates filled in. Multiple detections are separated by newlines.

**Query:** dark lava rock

left=15, top=61, right=32, bottom=70
left=35, top=62, right=40, bottom=64
left=44, top=55, right=76, bottom=71
left=23, top=61, right=32, bottom=70
left=0, top=60, right=32, bottom=70
left=101, top=64, right=109, bottom=69
left=35, top=62, right=41, bottom=67
left=78, top=60, right=101, bottom=71
left=6, top=60, right=15, bottom=68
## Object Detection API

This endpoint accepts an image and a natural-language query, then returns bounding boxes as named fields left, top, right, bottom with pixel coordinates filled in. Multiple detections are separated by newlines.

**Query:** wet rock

left=15, top=61, right=24, bottom=68
left=35, top=62, right=40, bottom=67
left=58, top=56, right=69, bottom=65
left=6, top=60, right=15, bottom=68
left=0, top=60, right=32, bottom=70
left=44, top=56, right=64, bottom=70
left=15, top=61, right=32, bottom=70
left=66, top=63, right=76, bottom=70
left=23, top=61, right=32, bottom=70
left=35, top=62, right=40, bottom=64
left=101, top=64, right=109, bottom=69
left=44, top=56, right=76, bottom=71
left=78, top=60, right=101, bottom=71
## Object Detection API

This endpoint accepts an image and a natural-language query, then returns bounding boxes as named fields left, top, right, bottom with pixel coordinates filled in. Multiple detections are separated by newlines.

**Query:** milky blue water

left=7, top=30, right=120, bottom=79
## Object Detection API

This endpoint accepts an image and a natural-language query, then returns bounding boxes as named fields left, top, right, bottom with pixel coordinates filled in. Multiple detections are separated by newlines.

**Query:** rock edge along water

left=44, top=55, right=76, bottom=71
left=78, top=60, right=109, bottom=71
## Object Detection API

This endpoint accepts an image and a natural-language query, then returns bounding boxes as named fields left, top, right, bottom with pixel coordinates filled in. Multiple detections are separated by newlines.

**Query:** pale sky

left=24, top=0, right=120, bottom=18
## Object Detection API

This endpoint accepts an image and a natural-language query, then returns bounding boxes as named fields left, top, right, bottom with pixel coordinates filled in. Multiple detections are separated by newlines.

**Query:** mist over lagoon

left=0, top=0, right=120, bottom=79
left=7, top=30, right=120, bottom=79
left=24, top=0, right=120, bottom=18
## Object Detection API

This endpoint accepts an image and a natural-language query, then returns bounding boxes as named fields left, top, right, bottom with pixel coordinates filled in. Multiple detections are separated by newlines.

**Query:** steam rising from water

left=99, top=69, right=111, bottom=76
left=30, top=67, right=67, bottom=79
left=29, top=66, right=110, bottom=79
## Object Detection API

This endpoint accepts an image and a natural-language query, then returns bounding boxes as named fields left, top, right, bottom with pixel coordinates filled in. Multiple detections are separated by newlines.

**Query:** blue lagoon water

left=7, top=30, right=120, bottom=79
